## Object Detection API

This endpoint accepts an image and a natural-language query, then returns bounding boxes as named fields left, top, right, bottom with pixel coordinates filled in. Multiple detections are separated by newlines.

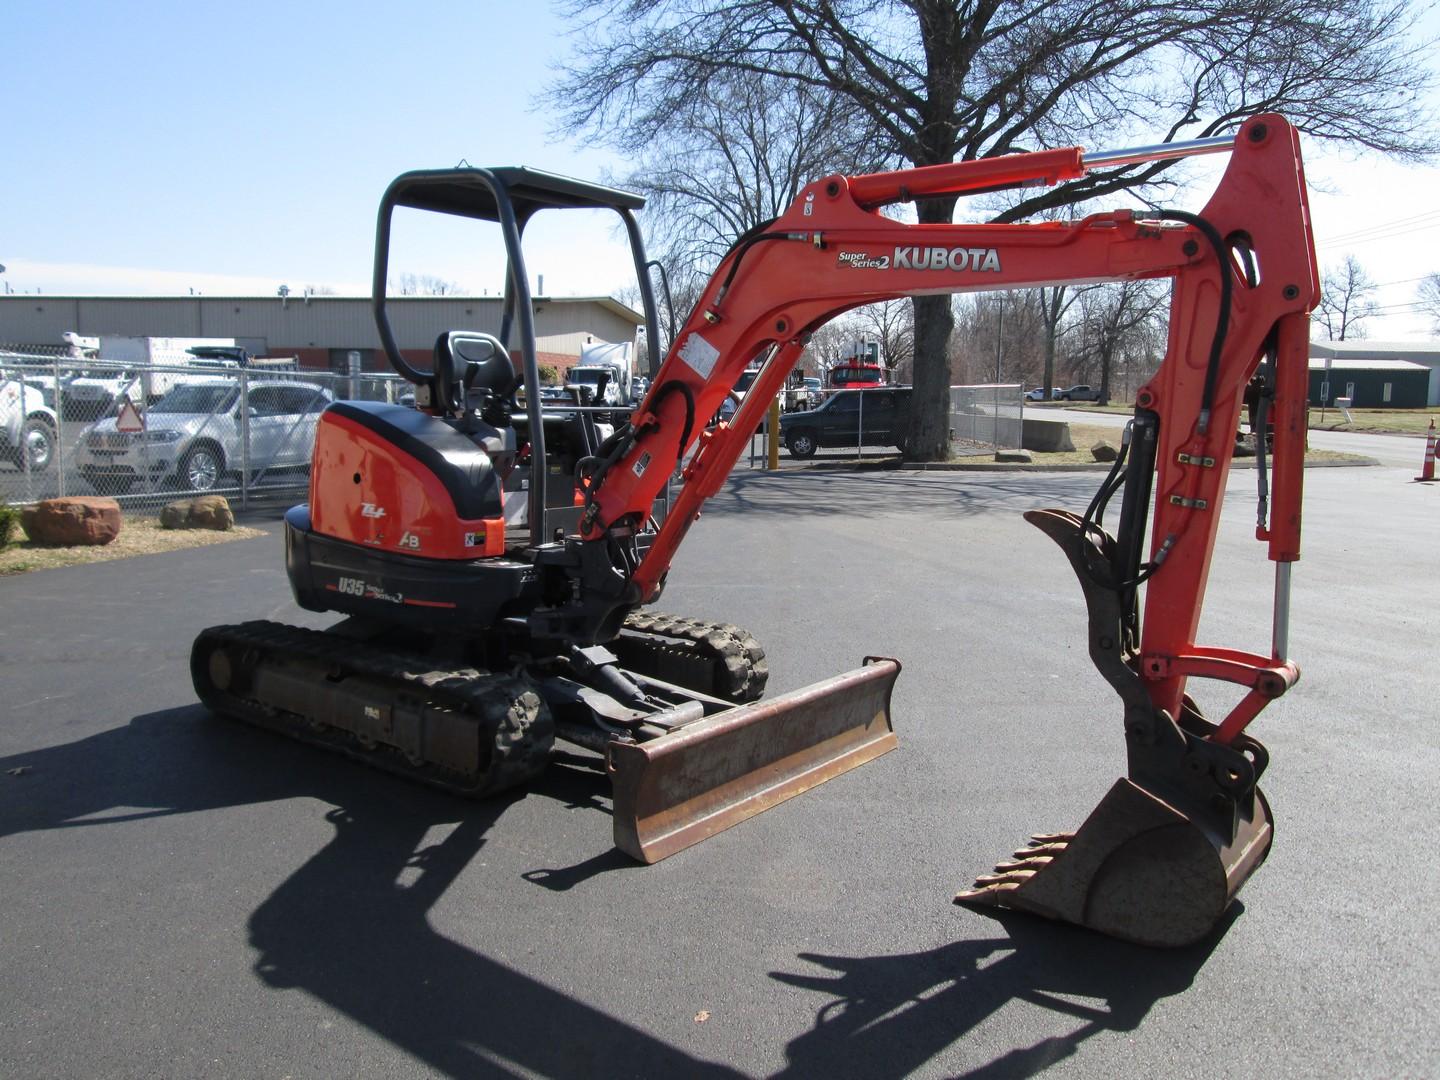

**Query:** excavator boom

left=571, top=115, right=1316, bottom=944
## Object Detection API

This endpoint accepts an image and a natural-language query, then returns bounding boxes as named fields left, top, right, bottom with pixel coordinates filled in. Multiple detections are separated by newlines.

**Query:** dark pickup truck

left=777, top=387, right=912, bottom=458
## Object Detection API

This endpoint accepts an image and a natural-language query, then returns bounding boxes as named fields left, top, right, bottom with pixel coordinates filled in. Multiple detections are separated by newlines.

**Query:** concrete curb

left=787, top=455, right=1382, bottom=474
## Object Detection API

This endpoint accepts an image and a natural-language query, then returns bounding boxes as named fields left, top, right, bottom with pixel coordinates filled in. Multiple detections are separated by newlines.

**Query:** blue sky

left=2, top=1, right=632, bottom=298
left=4, top=1, right=1440, bottom=339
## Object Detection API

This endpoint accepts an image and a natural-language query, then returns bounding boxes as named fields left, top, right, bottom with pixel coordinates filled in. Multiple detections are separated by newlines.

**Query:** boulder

left=188, top=495, right=235, bottom=531
left=995, top=448, right=1034, bottom=464
left=160, top=495, right=235, bottom=531
left=21, top=497, right=122, bottom=547
left=1091, top=440, right=1120, bottom=462
left=159, top=501, right=191, bottom=529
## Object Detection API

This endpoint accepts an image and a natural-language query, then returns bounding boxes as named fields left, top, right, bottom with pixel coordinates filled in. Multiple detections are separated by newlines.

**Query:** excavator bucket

left=956, top=779, right=1273, bottom=948
left=954, top=508, right=1278, bottom=947
left=608, top=658, right=900, bottom=862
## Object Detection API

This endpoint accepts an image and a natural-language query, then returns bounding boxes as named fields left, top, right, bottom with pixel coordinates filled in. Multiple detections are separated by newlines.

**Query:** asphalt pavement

left=1, top=462, right=1436, bottom=1078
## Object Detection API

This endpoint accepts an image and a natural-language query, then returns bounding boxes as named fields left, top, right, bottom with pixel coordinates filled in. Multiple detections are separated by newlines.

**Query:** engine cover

left=309, top=401, right=506, bottom=559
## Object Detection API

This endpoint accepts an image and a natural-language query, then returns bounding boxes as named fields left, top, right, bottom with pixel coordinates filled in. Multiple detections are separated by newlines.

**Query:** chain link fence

left=948, top=384, right=1025, bottom=453
left=1, top=349, right=407, bottom=514
left=2, top=346, right=1028, bottom=515
left=738, top=382, right=1024, bottom=463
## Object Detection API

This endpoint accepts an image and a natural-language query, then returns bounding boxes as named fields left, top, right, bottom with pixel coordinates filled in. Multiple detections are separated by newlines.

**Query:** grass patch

left=952, top=421, right=1366, bottom=466
left=0, top=516, right=266, bottom=576
left=1052, top=401, right=1438, bottom=436
left=1308, top=407, right=1438, bottom=435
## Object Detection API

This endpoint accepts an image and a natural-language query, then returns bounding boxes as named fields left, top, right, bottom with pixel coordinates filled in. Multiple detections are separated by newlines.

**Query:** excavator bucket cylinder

left=957, top=778, right=1273, bottom=947
left=609, top=658, right=899, bottom=862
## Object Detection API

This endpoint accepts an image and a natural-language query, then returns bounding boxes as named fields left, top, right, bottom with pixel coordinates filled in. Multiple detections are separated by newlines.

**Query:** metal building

left=0, top=294, right=644, bottom=375
left=1309, top=340, right=1440, bottom=406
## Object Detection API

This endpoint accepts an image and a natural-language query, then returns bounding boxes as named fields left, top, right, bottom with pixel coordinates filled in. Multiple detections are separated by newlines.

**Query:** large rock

left=21, top=497, right=122, bottom=547
left=1091, top=440, right=1120, bottom=462
left=995, top=448, right=1034, bottom=463
left=160, top=495, right=234, bottom=531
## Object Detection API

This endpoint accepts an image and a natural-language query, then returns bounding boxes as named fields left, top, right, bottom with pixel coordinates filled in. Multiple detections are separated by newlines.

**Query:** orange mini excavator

left=194, top=114, right=1317, bottom=947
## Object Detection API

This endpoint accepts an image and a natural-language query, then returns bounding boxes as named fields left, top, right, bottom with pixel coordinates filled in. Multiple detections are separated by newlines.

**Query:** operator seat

left=433, top=331, right=517, bottom=417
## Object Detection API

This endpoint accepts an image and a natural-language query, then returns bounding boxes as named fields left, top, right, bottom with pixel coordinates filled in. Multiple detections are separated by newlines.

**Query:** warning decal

left=676, top=333, right=721, bottom=380
left=116, top=399, right=145, bottom=433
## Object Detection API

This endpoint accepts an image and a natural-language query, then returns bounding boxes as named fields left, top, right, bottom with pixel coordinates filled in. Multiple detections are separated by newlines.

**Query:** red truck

left=826, top=359, right=888, bottom=390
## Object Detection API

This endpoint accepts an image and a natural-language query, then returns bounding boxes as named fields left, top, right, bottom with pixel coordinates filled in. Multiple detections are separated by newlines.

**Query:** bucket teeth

left=954, top=779, right=1275, bottom=948
left=956, top=843, right=1057, bottom=902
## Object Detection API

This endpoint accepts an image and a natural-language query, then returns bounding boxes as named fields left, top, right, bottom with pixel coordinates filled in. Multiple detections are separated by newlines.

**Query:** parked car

left=1057, top=384, right=1102, bottom=401
left=0, top=374, right=60, bottom=471
left=1025, top=387, right=1062, bottom=401
left=75, top=379, right=332, bottom=494
left=777, top=387, right=912, bottom=458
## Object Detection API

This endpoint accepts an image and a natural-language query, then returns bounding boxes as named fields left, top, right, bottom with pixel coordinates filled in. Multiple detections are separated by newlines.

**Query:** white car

left=0, top=374, right=60, bottom=471
left=75, top=379, right=331, bottom=495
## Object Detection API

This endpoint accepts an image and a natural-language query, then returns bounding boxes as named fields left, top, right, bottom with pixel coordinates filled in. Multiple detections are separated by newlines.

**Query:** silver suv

left=75, top=379, right=331, bottom=494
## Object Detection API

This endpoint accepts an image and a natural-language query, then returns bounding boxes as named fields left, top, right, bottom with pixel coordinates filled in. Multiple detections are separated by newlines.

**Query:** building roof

left=0, top=293, right=645, bottom=326
left=1308, top=357, right=1430, bottom=371
left=1310, top=339, right=1440, bottom=358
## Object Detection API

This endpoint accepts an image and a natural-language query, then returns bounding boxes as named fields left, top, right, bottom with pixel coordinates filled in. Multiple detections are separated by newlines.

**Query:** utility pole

left=994, top=296, right=1004, bottom=382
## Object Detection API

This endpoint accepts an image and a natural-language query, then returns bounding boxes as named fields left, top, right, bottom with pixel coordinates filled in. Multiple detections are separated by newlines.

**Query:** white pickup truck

left=0, top=372, right=59, bottom=471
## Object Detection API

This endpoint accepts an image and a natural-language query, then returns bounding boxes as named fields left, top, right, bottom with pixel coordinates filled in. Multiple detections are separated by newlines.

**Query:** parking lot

left=1, top=463, right=1436, bottom=1078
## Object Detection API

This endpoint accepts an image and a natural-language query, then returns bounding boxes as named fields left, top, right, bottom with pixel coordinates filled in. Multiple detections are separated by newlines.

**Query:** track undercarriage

left=192, top=613, right=898, bottom=861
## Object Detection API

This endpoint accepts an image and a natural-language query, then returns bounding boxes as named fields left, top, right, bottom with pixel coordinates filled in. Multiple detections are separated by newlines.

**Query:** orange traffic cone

left=1418, top=420, right=1438, bottom=483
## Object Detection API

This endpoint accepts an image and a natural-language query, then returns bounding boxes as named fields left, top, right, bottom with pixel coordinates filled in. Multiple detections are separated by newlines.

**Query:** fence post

left=53, top=355, right=66, bottom=498
left=239, top=369, right=250, bottom=510
left=18, top=378, right=34, bottom=502
left=767, top=396, right=781, bottom=470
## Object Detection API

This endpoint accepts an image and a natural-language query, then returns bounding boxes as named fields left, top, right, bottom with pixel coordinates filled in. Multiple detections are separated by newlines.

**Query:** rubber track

left=617, top=611, right=769, bottom=703
left=192, top=620, right=553, bottom=798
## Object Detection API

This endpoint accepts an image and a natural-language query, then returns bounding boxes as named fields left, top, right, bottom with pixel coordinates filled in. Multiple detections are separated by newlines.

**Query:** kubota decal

left=892, top=246, right=1001, bottom=272
left=838, top=251, right=891, bottom=270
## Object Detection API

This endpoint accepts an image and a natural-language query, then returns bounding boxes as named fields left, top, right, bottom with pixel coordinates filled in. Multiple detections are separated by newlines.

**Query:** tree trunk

left=904, top=196, right=958, bottom=461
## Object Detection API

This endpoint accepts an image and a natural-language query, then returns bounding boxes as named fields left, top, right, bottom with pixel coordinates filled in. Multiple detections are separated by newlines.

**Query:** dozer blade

left=956, top=778, right=1273, bottom=948
left=609, top=658, right=900, bottom=862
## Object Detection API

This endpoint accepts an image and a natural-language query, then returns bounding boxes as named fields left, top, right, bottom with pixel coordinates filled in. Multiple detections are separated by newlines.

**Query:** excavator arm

left=569, top=114, right=1317, bottom=945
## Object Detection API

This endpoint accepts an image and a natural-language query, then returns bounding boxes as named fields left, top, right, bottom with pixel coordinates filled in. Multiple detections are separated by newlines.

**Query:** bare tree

left=1036, top=286, right=1087, bottom=399
left=551, top=0, right=1438, bottom=460
left=609, top=71, right=884, bottom=282
left=850, top=300, right=915, bottom=381
left=952, top=291, right=1046, bottom=386
left=1313, top=255, right=1379, bottom=340
left=1071, top=281, right=1168, bottom=404
left=1417, top=273, right=1440, bottom=332
left=800, top=316, right=864, bottom=378
left=390, top=273, right=466, bottom=296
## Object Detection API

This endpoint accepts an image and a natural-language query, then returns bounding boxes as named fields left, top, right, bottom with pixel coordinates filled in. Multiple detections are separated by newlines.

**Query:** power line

left=1319, top=207, right=1440, bottom=245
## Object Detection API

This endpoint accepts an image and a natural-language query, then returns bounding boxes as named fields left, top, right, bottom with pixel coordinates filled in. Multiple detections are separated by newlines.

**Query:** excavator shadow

left=0, top=708, right=742, bottom=1077
left=0, top=709, right=1228, bottom=1078
left=768, top=906, right=1236, bottom=1079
